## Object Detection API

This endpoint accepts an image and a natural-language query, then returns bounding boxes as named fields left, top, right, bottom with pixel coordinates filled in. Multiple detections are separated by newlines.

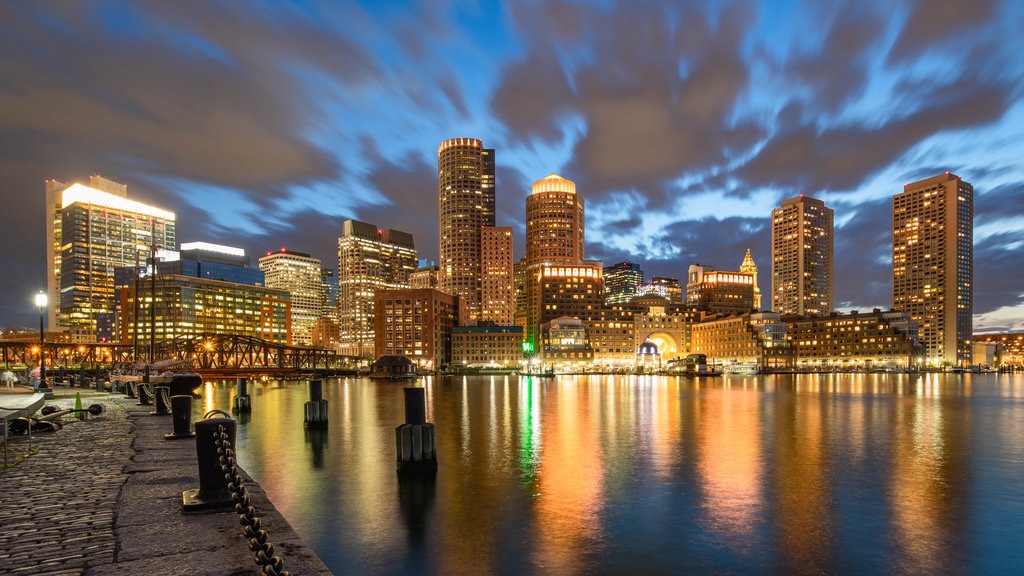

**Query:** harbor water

left=196, top=373, right=1024, bottom=575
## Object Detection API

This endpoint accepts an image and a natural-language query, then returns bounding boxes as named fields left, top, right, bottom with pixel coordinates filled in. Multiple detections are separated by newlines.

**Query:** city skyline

left=1, top=1, right=1023, bottom=332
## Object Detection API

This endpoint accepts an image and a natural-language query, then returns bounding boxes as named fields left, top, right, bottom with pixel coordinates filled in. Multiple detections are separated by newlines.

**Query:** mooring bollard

left=232, top=377, right=251, bottom=413
left=165, top=395, right=196, bottom=440
left=304, top=379, right=328, bottom=429
left=151, top=386, right=171, bottom=415
left=124, top=380, right=136, bottom=398
left=137, top=383, right=153, bottom=406
left=182, top=410, right=236, bottom=511
left=396, top=387, right=437, bottom=474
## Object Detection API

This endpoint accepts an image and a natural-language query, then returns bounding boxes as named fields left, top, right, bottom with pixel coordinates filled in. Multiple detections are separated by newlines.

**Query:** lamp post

left=35, top=291, right=53, bottom=398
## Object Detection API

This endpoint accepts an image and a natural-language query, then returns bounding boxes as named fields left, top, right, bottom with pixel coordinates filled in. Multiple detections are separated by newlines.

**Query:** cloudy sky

left=2, top=0, right=1022, bottom=332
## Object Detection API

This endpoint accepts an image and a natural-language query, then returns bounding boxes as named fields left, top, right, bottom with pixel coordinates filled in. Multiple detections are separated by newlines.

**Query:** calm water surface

left=196, top=373, right=1024, bottom=576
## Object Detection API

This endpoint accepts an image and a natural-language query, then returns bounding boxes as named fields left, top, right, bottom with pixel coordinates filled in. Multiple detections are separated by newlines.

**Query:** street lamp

left=35, top=291, right=52, bottom=397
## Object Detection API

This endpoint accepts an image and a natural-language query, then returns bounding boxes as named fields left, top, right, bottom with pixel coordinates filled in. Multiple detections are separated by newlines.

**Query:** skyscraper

left=771, top=195, right=834, bottom=316
left=521, top=174, right=599, bottom=344
left=525, top=173, right=585, bottom=266
left=337, top=219, right=417, bottom=357
left=259, top=249, right=327, bottom=347
left=48, top=177, right=176, bottom=340
left=603, top=261, right=643, bottom=305
left=480, top=226, right=514, bottom=326
left=892, top=172, right=973, bottom=366
left=437, top=138, right=495, bottom=321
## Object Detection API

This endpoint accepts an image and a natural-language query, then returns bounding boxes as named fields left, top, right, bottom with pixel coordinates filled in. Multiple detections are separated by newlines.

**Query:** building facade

left=480, top=226, right=514, bottom=325
left=603, top=261, right=644, bottom=306
left=691, top=312, right=793, bottom=369
left=437, top=138, right=495, bottom=321
left=686, top=264, right=755, bottom=316
left=972, top=333, right=1023, bottom=366
left=338, top=219, right=417, bottom=357
left=893, top=172, right=974, bottom=366
left=123, top=274, right=290, bottom=351
left=373, top=288, right=466, bottom=369
left=451, top=325, right=524, bottom=367
left=785, top=310, right=923, bottom=370
left=739, top=249, right=762, bottom=310
left=52, top=178, right=176, bottom=341
left=409, top=265, right=440, bottom=290
left=771, top=195, right=834, bottom=316
left=259, top=249, right=327, bottom=347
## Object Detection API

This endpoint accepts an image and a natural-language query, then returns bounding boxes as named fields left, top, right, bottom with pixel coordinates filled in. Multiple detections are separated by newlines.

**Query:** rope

left=214, top=423, right=291, bottom=576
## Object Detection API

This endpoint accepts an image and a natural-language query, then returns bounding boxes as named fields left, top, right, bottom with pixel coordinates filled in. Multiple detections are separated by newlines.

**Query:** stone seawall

left=0, top=388, right=331, bottom=575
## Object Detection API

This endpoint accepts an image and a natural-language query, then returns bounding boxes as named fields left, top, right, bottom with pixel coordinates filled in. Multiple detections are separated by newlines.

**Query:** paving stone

left=0, top=388, right=330, bottom=575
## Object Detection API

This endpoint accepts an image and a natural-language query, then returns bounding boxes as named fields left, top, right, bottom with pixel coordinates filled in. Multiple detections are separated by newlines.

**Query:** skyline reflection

left=200, top=372, right=1024, bottom=575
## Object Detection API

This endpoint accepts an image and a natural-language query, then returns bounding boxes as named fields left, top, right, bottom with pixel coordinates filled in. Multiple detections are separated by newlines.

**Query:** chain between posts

left=213, top=423, right=291, bottom=576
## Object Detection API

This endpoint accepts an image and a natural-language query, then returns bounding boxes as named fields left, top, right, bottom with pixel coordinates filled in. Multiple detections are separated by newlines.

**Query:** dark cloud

left=735, top=76, right=1013, bottom=193
left=888, top=0, right=998, bottom=62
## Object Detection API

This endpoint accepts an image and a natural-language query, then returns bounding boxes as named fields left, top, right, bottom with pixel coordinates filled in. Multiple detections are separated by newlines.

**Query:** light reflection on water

left=193, top=373, right=1024, bottom=576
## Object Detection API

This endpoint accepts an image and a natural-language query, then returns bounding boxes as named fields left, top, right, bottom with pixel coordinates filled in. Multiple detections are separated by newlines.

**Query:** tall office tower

left=337, top=219, right=417, bottom=357
left=50, top=178, right=175, bottom=341
left=521, top=174, right=594, bottom=343
left=739, top=249, right=762, bottom=310
left=525, top=173, right=585, bottom=266
left=771, top=195, right=834, bottom=316
left=685, top=264, right=755, bottom=316
left=893, top=172, right=973, bottom=366
left=603, top=261, right=644, bottom=305
left=259, top=249, right=327, bottom=347
left=45, top=175, right=130, bottom=330
left=480, top=226, right=514, bottom=325
left=437, top=138, right=495, bottom=321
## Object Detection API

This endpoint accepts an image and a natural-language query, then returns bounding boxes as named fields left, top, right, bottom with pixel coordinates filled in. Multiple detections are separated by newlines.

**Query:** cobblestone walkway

left=1, top=390, right=130, bottom=575
left=1, top=388, right=330, bottom=575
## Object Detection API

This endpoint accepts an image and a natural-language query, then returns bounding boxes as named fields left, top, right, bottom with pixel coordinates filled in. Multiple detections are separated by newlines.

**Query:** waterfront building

left=540, top=316, right=594, bottom=369
left=603, top=261, right=644, bottom=306
left=48, top=176, right=176, bottom=342
left=123, top=274, right=290, bottom=349
left=451, top=325, right=524, bottom=368
left=480, top=226, right=514, bottom=326
left=893, top=172, right=974, bottom=366
left=685, top=264, right=755, bottom=316
left=587, top=295, right=699, bottom=368
left=520, top=174, right=593, bottom=345
left=525, top=262, right=604, bottom=349
left=437, top=138, right=495, bottom=321
left=772, top=195, right=834, bottom=316
left=409, top=265, right=440, bottom=290
left=259, top=249, right=328, bottom=347
left=691, top=311, right=793, bottom=369
left=338, top=219, right=417, bottom=357
left=373, top=288, right=466, bottom=370
left=739, top=249, right=762, bottom=310
left=784, top=310, right=924, bottom=370
left=972, top=333, right=1023, bottom=366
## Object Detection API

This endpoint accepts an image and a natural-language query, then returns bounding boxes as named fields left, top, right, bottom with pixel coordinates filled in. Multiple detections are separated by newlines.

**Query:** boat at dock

left=724, top=362, right=759, bottom=375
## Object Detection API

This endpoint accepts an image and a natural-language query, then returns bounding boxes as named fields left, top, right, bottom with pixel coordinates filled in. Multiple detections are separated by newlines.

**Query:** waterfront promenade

left=0, top=387, right=331, bottom=575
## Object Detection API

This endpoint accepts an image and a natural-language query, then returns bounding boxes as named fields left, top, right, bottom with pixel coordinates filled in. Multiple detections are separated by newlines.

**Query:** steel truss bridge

left=1, top=333, right=362, bottom=377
